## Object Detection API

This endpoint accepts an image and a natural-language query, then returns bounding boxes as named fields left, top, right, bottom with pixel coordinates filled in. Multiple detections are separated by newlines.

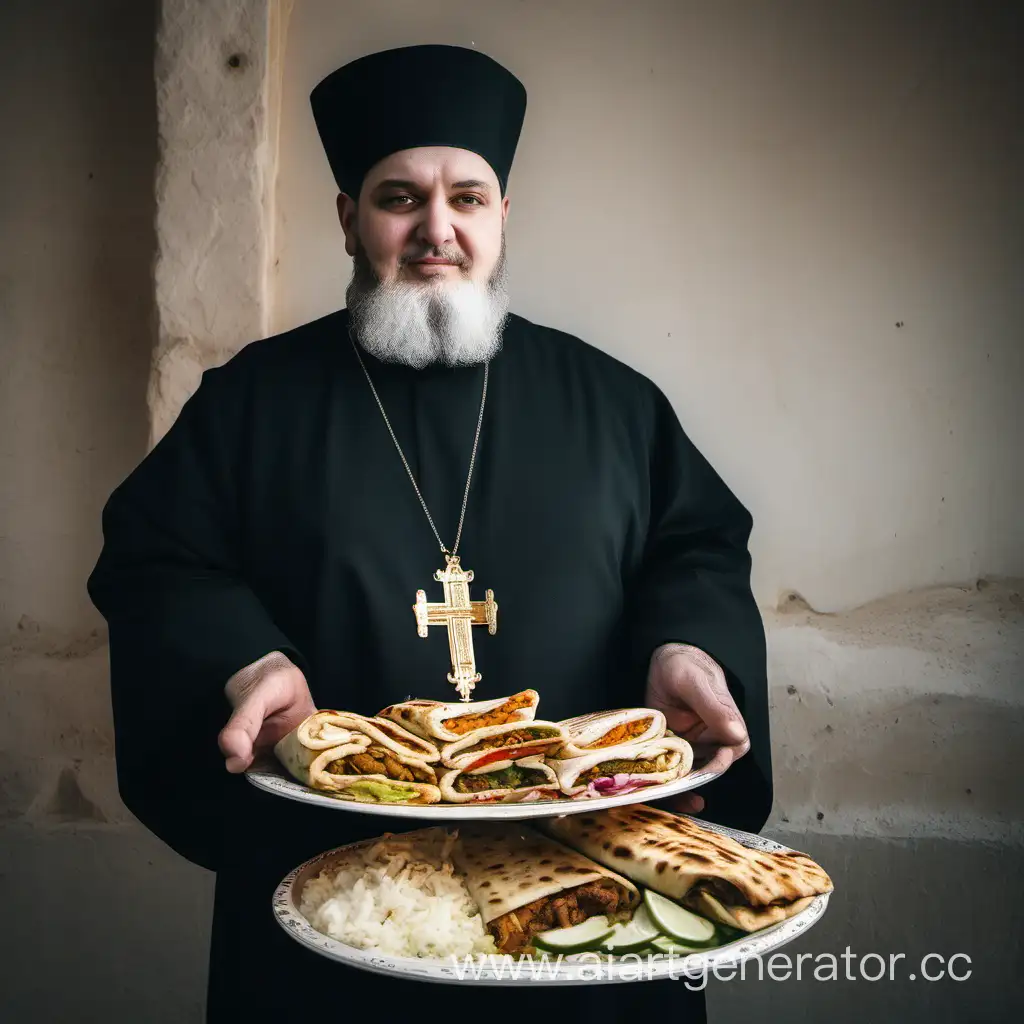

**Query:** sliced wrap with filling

left=440, top=720, right=566, bottom=771
left=551, top=734, right=694, bottom=797
left=439, top=754, right=561, bottom=803
left=376, top=690, right=539, bottom=743
left=274, top=710, right=441, bottom=805
left=452, top=824, right=640, bottom=954
left=542, top=804, right=834, bottom=932
left=554, top=707, right=667, bottom=759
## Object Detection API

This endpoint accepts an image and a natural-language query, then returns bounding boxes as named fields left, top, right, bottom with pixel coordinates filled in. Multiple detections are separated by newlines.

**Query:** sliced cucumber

left=651, top=933, right=716, bottom=955
left=533, top=915, right=614, bottom=954
left=601, top=905, right=661, bottom=954
left=643, top=890, right=717, bottom=945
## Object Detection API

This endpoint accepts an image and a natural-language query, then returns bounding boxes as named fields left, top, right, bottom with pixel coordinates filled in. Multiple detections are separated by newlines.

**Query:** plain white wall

left=273, top=0, right=1023, bottom=614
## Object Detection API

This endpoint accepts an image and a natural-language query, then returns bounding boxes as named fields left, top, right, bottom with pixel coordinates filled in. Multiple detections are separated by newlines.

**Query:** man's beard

left=346, top=238, right=510, bottom=369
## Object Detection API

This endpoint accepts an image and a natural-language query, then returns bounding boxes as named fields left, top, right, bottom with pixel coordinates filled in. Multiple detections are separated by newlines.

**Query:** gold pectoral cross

left=413, top=555, right=498, bottom=701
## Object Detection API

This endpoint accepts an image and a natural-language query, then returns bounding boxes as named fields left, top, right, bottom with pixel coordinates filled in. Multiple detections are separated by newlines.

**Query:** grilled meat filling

left=460, top=727, right=557, bottom=754
left=699, top=879, right=748, bottom=905
left=328, top=746, right=435, bottom=784
left=491, top=879, right=628, bottom=954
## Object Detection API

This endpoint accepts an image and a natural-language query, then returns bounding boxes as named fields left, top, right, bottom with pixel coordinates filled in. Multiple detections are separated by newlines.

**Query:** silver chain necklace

left=349, top=334, right=489, bottom=559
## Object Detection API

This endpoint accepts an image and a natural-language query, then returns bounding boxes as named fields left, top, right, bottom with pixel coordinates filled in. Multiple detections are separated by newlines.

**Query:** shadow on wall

left=0, top=0, right=161, bottom=813
left=0, top=0, right=157, bottom=637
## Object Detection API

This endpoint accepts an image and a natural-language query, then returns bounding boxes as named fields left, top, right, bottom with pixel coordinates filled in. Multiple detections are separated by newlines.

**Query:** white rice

left=299, top=829, right=498, bottom=959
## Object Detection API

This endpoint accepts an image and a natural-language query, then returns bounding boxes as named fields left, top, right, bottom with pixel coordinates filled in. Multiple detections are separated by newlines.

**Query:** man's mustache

left=399, top=246, right=468, bottom=267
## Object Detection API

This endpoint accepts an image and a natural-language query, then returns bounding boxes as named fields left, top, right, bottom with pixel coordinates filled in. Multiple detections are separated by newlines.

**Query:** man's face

left=339, top=146, right=509, bottom=286
left=339, top=146, right=512, bottom=368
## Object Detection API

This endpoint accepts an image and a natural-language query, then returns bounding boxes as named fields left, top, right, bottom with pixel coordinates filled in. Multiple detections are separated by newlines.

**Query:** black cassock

left=88, top=309, right=771, bottom=1022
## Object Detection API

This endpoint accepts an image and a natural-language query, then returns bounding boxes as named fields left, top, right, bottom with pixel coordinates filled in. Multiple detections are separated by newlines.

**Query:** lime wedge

left=643, top=890, right=717, bottom=945
left=533, top=915, right=614, bottom=954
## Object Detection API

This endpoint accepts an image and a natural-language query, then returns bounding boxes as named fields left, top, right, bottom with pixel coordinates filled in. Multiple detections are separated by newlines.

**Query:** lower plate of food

left=271, top=804, right=834, bottom=985
left=247, top=693, right=721, bottom=819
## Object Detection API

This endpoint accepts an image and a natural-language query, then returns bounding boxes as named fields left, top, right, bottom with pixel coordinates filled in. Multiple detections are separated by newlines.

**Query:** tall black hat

left=311, top=44, right=527, bottom=198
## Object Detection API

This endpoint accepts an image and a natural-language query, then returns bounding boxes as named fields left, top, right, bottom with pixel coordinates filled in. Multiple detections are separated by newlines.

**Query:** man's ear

left=501, top=194, right=510, bottom=223
left=337, top=193, right=358, bottom=256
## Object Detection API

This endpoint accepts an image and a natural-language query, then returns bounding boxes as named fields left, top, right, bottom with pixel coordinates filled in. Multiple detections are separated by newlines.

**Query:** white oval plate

left=246, top=757, right=721, bottom=820
left=272, top=818, right=831, bottom=985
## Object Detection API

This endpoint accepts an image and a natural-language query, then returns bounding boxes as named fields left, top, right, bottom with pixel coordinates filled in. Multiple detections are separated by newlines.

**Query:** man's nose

left=416, top=196, right=455, bottom=250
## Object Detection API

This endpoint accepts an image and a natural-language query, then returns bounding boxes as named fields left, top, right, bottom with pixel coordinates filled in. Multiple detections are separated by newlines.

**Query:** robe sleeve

left=87, top=357, right=307, bottom=871
left=631, top=384, right=773, bottom=834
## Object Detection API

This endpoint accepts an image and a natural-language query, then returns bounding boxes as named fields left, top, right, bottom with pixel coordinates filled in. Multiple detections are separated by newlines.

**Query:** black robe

left=87, top=309, right=771, bottom=1022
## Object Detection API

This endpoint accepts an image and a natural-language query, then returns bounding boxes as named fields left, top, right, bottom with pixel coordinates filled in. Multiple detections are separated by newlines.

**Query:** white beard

left=347, top=249, right=509, bottom=369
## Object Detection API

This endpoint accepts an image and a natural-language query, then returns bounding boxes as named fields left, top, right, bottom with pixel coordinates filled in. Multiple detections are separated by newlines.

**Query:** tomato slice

left=464, top=743, right=550, bottom=772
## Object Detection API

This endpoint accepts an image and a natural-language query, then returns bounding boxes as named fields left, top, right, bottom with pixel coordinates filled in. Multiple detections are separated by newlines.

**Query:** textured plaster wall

left=1, top=1, right=1021, bottom=1023
left=0, top=1, right=155, bottom=635
left=148, top=0, right=281, bottom=445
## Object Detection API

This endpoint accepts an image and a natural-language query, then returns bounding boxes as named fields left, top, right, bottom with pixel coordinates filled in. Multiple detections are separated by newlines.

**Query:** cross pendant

left=413, top=555, right=498, bottom=701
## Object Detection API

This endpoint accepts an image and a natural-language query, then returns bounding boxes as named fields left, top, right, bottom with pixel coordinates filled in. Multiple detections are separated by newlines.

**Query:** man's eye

left=455, top=195, right=483, bottom=206
left=384, top=196, right=415, bottom=207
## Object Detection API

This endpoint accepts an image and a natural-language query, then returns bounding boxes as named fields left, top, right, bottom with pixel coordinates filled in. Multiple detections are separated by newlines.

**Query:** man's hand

left=218, top=651, right=317, bottom=773
left=646, top=643, right=750, bottom=815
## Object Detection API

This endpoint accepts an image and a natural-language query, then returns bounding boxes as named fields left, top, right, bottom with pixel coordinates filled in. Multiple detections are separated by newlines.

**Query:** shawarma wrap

left=543, top=805, right=834, bottom=932
left=440, top=720, right=566, bottom=771
left=376, top=690, right=539, bottom=743
left=554, top=707, right=667, bottom=758
left=551, top=734, right=694, bottom=797
left=439, top=754, right=561, bottom=803
left=274, top=710, right=441, bottom=805
left=452, top=825, right=640, bottom=954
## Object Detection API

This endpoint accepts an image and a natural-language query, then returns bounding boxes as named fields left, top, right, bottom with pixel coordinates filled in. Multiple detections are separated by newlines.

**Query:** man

left=88, top=44, right=771, bottom=1022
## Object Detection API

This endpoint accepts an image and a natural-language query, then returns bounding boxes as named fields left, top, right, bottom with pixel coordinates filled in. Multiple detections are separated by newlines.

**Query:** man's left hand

left=645, top=643, right=751, bottom=815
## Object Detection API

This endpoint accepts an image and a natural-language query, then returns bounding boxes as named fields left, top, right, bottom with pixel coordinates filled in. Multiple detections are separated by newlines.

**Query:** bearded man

left=88, top=44, right=771, bottom=1022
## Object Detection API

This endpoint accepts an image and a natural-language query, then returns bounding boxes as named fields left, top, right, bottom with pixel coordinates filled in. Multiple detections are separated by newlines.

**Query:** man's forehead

left=364, top=147, right=500, bottom=190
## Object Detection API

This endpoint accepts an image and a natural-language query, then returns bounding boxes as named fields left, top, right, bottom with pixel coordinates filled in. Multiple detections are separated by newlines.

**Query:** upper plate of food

left=271, top=806, right=834, bottom=984
left=246, top=690, right=721, bottom=818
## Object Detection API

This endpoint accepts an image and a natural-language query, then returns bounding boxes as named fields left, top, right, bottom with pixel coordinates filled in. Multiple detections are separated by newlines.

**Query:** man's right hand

left=217, top=651, right=317, bottom=773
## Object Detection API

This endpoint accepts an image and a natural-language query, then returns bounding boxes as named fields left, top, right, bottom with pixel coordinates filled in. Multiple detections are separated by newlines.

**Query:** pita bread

left=689, top=890, right=816, bottom=931
left=542, top=805, right=833, bottom=932
left=440, top=720, right=566, bottom=770
left=551, top=735, right=694, bottom=795
left=274, top=711, right=441, bottom=804
left=285, top=710, right=440, bottom=760
left=376, top=690, right=539, bottom=743
left=554, top=707, right=667, bottom=758
left=439, top=754, right=561, bottom=803
left=452, top=824, right=639, bottom=952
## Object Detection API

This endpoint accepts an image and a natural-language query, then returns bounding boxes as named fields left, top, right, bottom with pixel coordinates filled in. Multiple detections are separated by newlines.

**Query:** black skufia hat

left=310, top=44, right=527, bottom=198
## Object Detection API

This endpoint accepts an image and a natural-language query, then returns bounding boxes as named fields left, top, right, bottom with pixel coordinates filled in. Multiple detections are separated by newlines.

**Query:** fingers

left=698, top=744, right=735, bottom=778
left=661, top=705, right=702, bottom=736
left=220, top=661, right=314, bottom=773
left=669, top=793, right=705, bottom=815
left=258, top=696, right=319, bottom=749
left=686, top=678, right=747, bottom=745
left=218, top=697, right=265, bottom=774
left=679, top=720, right=708, bottom=745
left=666, top=655, right=748, bottom=747
left=696, top=733, right=751, bottom=778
